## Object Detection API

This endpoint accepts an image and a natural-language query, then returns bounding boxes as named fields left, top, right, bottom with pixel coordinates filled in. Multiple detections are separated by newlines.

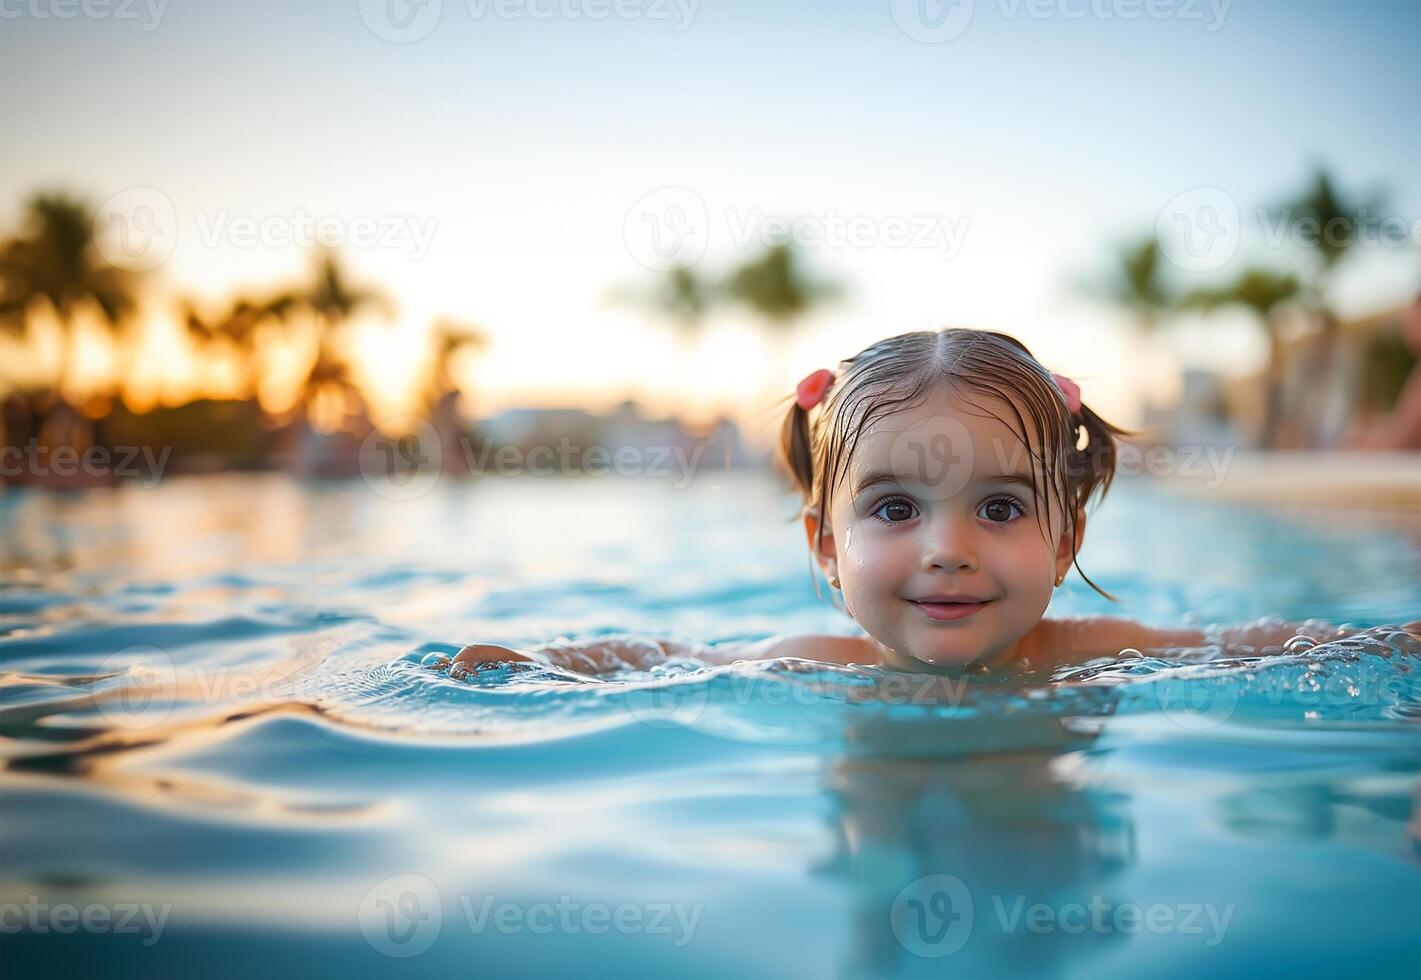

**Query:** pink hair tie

left=796, top=368, right=835, bottom=410
left=1051, top=373, right=1082, bottom=415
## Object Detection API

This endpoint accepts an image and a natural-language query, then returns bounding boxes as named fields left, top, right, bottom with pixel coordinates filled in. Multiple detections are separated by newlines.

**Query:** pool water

left=1, top=471, right=1419, bottom=978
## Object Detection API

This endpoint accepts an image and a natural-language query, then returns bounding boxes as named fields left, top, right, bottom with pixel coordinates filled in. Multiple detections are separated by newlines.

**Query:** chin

left=909, top=641, right=989, bottom=668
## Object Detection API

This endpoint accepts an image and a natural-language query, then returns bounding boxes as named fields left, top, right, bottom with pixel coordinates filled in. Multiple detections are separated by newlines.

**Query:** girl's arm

left=451, top=633, right=876, bottom=674
left=1051, top=615, right=1421, bottom=660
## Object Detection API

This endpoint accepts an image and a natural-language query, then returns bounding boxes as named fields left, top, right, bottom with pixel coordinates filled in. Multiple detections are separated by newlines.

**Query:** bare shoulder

left=704, top=633, right=881, bottom=667
left=1035, top=616, right=1208, bottom=661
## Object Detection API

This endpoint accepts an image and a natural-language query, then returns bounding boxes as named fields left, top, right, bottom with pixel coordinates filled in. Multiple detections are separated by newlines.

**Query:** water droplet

left=421, top=653, right=451, bottom=670
left=1283, top=635, right=1316, bottom=654
left=1118, top=647, right=1142, bottom=658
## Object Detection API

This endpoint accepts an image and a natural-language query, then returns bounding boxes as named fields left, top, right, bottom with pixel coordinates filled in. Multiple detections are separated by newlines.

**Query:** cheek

left=843, top=524, right=914, bottom=586
left=998, top=533, right=1058, bottom=587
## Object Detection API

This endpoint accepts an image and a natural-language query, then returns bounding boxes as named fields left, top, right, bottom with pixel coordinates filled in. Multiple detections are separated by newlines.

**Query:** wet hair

left=776, top=327, right=1135, bottom=600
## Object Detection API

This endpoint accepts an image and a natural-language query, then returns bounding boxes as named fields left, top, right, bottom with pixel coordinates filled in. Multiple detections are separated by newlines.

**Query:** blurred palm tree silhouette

left=1084, top=234, right=1176, bottom=333
left=1267, top=169, right=1387, bottom=445
left=1182, top=267, right=1302, bottom=448
left=0, top=192, right=136, bottom=405
left=423, top=317, right=486, bottom=410
left=723, top=241, right=840, bottom=326
left=283, top=248, right=391, bottom=413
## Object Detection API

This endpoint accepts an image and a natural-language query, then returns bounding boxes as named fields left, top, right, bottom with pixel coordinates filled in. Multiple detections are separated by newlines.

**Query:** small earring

left=829, top=575, right=840, bottom=589
left=1054, top=574, right=1064, bottom=587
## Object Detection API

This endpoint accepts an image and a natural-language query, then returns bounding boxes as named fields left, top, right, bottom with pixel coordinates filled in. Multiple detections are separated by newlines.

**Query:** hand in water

left=453, top=643, right=538, bottom=669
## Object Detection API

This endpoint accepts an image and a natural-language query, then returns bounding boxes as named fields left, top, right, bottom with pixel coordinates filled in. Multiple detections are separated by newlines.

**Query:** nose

left=920, top=510, right=978, bottom=574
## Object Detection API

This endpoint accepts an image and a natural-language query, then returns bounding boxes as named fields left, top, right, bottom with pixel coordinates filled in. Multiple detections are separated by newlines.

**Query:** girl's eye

left=978, top=497, right=1024, bottom=524
left=871, top=497, right=918, bottom=524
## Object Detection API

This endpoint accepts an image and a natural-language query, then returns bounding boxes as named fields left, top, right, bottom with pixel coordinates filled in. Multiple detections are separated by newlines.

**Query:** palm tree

left=278, top=248, right=390, bottom=418
left=723, top=241, right=840, bottom=326
left=0, top=192, right=136, bottom=406
left=722, top=241, right=842, bottom=396
left=423, top=318, right=486, bottom=411
left=1082, top=234, right=1176, bottom=334
left=1266, top=168, right=1386, bottom=446
left=1182, top=268, right=1302, bottom=448
left=181, top=296, right=283, bottom=400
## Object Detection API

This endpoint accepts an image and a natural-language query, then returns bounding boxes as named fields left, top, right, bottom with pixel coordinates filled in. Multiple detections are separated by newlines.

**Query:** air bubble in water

left=1283, top=635, right=1316, bottom=654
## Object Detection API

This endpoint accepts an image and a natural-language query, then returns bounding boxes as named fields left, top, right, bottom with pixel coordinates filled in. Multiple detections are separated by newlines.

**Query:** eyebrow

left=852, top=471, right=1037, bottom=496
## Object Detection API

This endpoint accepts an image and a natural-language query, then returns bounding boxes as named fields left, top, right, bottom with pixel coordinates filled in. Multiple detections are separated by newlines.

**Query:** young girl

left=448, top=328, right=1416, bottom=679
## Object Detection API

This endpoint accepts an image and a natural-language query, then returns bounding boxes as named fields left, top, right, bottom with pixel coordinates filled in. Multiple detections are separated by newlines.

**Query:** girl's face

left=806, top=387, right=1082, bottom=669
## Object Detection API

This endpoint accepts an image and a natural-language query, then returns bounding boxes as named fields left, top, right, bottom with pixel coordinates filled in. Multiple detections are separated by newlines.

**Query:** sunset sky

left=2, top=0, right=1417, bottom=443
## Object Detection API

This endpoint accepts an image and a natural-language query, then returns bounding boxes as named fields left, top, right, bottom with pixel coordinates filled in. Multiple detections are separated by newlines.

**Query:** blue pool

left=1, top=470, right=1419, bottom=978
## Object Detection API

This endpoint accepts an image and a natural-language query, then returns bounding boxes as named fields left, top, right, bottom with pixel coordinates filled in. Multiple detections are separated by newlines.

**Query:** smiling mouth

left=907, top=598, right=994, bottom=622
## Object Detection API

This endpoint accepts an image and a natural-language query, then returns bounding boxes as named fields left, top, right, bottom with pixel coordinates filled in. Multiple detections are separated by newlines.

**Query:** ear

left=1054, top=506, right=1086, bottom=584
left=802, top=505, right=839, bottom=582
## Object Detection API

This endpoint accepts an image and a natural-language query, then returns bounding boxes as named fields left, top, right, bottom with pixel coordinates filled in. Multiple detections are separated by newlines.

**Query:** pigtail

left=1064, top=399, right=1139, bottom=601
left=776, top=396, right=816, bottom=503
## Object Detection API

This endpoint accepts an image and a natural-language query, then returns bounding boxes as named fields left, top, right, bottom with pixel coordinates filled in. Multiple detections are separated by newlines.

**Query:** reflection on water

left=1, top=472, right=1419, bottom=978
